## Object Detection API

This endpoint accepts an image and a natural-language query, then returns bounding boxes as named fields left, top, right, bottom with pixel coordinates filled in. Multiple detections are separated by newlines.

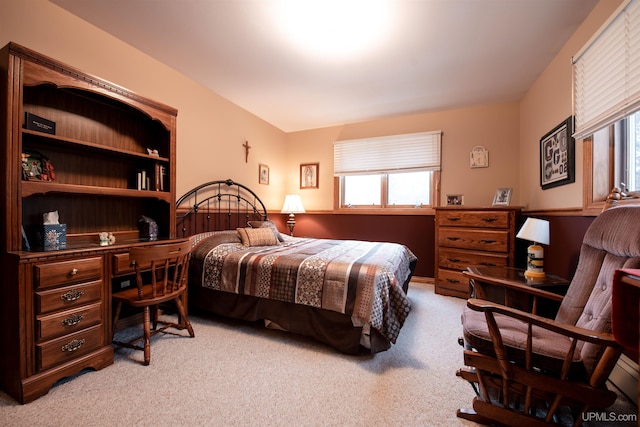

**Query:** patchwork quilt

left=190, top=232, right=416, bottom=344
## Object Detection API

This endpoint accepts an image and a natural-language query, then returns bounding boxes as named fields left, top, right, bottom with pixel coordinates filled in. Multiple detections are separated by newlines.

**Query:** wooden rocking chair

left=457, top=205, right=640, bottom=426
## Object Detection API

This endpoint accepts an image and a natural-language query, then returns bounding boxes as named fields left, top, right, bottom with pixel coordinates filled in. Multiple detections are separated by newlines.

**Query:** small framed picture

left=259, top=164, right=269, bottom=185
left=300, top=163, right=319, bottom=189
left=446, top=194, right=464, bottom=206
left=492, top=188, right=512, bottom=206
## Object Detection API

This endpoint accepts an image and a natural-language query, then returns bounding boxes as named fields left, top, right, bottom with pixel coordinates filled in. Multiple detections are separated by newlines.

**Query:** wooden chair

left=457, top=205, right=640, bottom=426
left=113, top=240, right=194, bottom=365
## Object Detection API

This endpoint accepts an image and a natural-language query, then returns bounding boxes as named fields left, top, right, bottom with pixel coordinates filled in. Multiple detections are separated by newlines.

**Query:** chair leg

left=142, top=306, right=151, bottom=365
left=151, top=304, right=158, bottom=331
left=174, top=297, right=194, bottom=337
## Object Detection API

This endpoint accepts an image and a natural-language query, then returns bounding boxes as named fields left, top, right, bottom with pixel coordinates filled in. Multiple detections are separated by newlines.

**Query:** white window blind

left=573, top=0, right=640, bottom=139
left=333, top=131, right=441, bottom=176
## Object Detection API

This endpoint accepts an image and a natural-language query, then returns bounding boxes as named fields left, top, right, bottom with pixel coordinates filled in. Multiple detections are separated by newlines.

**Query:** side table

left=463, top=266, right=570, bottom=318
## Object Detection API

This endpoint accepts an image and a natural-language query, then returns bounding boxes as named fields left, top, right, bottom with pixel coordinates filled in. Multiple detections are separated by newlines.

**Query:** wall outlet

left=120, top=279, right=130, bottom=289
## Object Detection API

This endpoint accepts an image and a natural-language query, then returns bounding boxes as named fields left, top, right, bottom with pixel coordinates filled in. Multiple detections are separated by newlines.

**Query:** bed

left=176, top=179, right=417, bottom=354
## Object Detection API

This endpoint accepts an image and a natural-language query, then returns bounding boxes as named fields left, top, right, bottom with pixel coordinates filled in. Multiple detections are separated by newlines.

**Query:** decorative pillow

left=247, top=220, right=285, bottom=242
left=237, top=227, right=279, bottom=247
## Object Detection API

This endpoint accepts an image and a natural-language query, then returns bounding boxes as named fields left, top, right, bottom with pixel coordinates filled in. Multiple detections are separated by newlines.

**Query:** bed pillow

left=247, top=220, right=285, bottom=242
left=237, top=227, right=279, bottom=247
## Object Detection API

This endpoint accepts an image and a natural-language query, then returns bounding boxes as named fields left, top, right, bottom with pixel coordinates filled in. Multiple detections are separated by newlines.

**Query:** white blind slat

left=334, top=131, right=441, bottom=176
left=573, top=0, right=640, bottom=139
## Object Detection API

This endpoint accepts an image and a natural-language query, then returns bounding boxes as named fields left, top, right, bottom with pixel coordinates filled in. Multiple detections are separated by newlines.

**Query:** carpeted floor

left=0, top=282, right=636, bottom=426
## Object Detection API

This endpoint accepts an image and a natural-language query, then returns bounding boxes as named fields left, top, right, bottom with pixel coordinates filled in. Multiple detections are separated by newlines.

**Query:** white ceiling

left=51, top=0, right=599, bottom=132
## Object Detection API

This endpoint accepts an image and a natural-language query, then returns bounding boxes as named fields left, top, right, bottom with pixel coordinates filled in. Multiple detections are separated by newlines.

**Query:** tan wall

left=0, top=0, right=288, bottom=210
left=285, top=102, right=520, bottom=210
left=519, top=0, right=624, bottom=211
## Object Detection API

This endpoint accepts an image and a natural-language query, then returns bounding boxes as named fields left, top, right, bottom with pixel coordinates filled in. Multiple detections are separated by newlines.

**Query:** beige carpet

left=0, top=282, right=635, bottom=426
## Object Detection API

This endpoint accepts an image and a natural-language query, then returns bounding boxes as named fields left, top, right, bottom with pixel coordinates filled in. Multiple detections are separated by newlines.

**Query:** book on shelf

left=154, top=162, right=166, bottom=191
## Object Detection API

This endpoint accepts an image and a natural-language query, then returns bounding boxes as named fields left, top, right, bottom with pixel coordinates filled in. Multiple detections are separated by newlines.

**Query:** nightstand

left=463, top=266, right=570, bottom=318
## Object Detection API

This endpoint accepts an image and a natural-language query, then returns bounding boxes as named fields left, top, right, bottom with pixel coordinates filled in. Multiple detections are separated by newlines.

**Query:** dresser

left=434, top=206, right=521, bottom=298
left=0, top=42, right=179, bottom=403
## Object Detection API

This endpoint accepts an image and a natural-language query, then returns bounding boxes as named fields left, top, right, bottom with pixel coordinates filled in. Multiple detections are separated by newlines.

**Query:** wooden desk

left=463, top=266, right=570, bottom=318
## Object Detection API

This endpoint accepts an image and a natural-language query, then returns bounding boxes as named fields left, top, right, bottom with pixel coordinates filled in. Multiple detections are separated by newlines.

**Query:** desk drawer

left=35, top=257, right=102, bottom=289
left=437, top=210, right=511, bottom=228
left=35, top=280, right=102, bottom=315
left=36, top=302, right=103, bottom=341
left=438, top=228, right=509, bottom=252
left=112, top=252, right=152, bottom=276
left=438, top=248, right=509, bottom=270
left=36, top=324, right=103, bottom=371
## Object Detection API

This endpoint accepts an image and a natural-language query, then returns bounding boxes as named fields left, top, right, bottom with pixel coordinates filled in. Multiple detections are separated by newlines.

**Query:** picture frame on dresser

left=540, top=116, right=575, bottom=190
left=492, top=188, right=512, bottom=206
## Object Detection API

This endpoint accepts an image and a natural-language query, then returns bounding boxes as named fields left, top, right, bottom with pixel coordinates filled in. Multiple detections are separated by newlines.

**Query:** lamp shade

left=280, top=195, right=305, bottom=214
left=516, top=217, right=550, bottom=245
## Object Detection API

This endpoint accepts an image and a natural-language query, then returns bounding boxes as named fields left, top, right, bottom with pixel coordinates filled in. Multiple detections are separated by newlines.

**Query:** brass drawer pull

left=480, top=239, right=497, bottom=244
left=447, top=278, right=460, bottom=283
left=60, top=289, right=84, bottom=302
left=482, top=218, right=498, bottom=223
left=61, top=314, right=84, bottom=327
left=447, top=237, right=460, bottom=241
left=446, top=217, right=461, bottom=221
left=70, top=268, right=79, bottom=276
left=61, top=339, right=85, bottom=352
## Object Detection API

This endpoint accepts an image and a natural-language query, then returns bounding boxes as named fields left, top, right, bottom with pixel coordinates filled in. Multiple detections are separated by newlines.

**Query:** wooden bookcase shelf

left=21, top=181, right=171, bottom=200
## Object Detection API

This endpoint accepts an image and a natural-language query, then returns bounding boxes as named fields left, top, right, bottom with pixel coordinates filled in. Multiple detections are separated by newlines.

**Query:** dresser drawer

left=36, top=302, right=103, bottom=342
left=36, top=324, right=103, bottom=371
left=436, top=268, right=470, bottom=297
left=35, top=280, right=102, bottom=315
left=34, top=257, right=102, bottom=289
left=437, top=210, right=511, bottom=228
left=438, top=228, right=509, bottom=252
left=438, top=248, right=509, bottom=270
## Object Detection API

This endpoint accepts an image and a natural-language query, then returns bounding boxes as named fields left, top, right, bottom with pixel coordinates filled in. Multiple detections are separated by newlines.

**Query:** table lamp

left=516, top=217, right=550, bottom=278
left=280, top=194, right=305, bottom=236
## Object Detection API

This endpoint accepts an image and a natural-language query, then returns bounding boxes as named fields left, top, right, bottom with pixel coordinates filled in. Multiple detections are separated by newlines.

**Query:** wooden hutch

left=0, top=42, right=179, bottom=403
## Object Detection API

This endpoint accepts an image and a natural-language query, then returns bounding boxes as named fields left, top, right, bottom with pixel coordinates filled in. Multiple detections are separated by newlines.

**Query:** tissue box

left=38, top=224, right=67, bottom=251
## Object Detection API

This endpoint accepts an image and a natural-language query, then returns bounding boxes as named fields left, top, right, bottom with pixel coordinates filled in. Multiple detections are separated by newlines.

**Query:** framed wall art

left=300, top=163, right=319, bottom=189
left=259, top=163, right=269, bottom=185
left=470, top=146, right=489, bottom=168
left=492, top=188, right=512, bottom=206
left=540, top=116, right=575, bottom=190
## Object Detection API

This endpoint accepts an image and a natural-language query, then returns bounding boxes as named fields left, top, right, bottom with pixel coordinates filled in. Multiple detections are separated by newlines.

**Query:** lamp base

left=524, top=270, right=546, bottom=279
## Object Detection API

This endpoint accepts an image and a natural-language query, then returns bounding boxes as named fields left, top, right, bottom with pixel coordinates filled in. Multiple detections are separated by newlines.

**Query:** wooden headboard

left=176, top=179, right=268, bottom=237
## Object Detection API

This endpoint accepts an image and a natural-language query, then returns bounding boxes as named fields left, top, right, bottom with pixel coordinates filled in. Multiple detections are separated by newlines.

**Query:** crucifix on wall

left=243, top=140, right=251, bottom=163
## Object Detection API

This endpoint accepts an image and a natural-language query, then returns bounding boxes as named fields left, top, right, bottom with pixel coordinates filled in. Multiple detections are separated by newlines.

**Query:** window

left=334, top=131, right=441, bottom=209
left=574, top=0, right=640, bottom=210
